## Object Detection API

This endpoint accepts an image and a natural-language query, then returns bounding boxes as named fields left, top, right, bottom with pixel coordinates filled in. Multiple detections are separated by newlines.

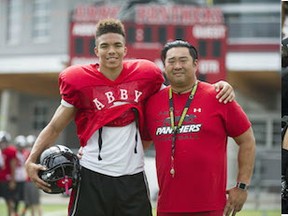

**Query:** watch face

left=237, top=183, right=248, bottom=190
left=239, top=183, right=246, bottom=189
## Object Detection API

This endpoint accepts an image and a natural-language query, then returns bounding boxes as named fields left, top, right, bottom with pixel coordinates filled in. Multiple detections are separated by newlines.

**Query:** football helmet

left=14, top=135, right=27, bottom=148
left=39, top=145, right=80, bottom=194
left=26, top=135, right=36, bottom=147
left=0, top=131, right=11, bottom=143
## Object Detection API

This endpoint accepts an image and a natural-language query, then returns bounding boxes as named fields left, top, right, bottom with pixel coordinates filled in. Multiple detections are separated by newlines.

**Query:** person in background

left=20, top=135, right=42, bottom=216
left=142, top=40, right=256, bottom=216
left=0, top=131, right=17, bottom=216
left=25, top=19, right=235, bottom=216
left=14, top=135, right=29, bottom=216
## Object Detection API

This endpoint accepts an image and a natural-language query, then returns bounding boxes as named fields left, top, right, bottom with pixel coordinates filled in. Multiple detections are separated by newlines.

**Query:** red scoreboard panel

left=69, top=4, right=227, bottom=83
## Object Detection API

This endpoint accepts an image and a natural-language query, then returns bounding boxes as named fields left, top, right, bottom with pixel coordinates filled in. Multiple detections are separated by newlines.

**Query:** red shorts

left=157, top=210, right=224, bottom=216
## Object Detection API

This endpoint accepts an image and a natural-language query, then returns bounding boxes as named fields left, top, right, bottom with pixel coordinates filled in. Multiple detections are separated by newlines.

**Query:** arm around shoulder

left=212, top=80, right=235, bottom=103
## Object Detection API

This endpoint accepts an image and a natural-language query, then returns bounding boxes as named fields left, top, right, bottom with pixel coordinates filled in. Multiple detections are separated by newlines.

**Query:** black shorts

left=15, top=181, right=25, bottom=201
left=68, top=167, right=152, bottom=216
left=0, top=181, right=17, bottom=200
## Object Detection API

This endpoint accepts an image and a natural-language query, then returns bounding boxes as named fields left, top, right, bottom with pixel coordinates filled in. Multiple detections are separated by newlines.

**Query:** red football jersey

left=0, top=145, right=17, bottom=181
left=144, top=81, right=251, bottom=212
left=59, top=59, right=164, bottom=146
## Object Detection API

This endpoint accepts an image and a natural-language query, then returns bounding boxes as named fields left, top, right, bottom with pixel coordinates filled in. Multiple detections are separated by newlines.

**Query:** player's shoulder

left=60, top=64, right=94, bottom=76
left=124, top=59, right=159, bottom=70
left=59, top=64, right=97, bottom=86
left=147, top=85, right=168, bottom=103
left=123, top=59, right=163, bottom=82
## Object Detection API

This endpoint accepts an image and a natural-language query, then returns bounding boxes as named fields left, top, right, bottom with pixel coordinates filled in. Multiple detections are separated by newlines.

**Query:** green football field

left=0, top=202, right=281, bottom=216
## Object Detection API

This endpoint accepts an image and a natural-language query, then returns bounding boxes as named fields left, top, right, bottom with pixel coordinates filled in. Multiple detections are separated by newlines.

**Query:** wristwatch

left=236, top=182, right=249, bottom=191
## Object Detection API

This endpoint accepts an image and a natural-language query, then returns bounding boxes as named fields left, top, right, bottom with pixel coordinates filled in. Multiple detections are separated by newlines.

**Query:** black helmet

left=39, top=145, right=80, bottom=194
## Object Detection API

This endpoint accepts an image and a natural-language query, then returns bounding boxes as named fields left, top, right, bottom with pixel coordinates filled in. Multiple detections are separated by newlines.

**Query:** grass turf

left=0, top=201, right=280, bottom=216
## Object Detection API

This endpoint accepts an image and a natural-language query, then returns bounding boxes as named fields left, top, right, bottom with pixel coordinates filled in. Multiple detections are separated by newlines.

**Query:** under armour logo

left=193, top=108, right=201, bottom=112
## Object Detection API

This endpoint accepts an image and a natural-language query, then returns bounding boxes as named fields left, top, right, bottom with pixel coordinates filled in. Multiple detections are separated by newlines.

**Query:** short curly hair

left=95, top=18, right=126, bottom=42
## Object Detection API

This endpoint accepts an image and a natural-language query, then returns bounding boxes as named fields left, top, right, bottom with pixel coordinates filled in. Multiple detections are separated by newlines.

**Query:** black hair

left=161, top=40, right=198, bottom=65
left=95, top=18, right=126, bottom=42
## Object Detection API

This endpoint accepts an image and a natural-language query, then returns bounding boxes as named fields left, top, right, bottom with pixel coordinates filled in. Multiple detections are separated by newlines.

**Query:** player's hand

left=224, top=187, right=248, bottom=216
left=213, top=80, right=235, bottom=103
left=77, top=146, right=83, bottom=159
left=8, top=180, right=16, bottom=190
left=25, top=160, right=51, bottom=193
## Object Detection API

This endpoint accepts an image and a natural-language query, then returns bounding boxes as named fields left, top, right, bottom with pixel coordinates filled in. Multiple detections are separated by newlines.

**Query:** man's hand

left=25, top=160, right=51, bottom=193
left=224, top=187, right=248, bottom=216
left=8, top=180, right=16, bottom=190
left=77, top=146, right=83, bottom=159
left=213, top=80, right=235, bottom=104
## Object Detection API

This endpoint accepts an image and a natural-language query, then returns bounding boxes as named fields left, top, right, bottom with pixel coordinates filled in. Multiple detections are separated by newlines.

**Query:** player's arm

left=212, top=80, right=235, bottom=103
left=224, top=127, right=256, bottom=216
left=25, top=104, right=76, bottom=192
left=142, top=140, right=153, bottom=150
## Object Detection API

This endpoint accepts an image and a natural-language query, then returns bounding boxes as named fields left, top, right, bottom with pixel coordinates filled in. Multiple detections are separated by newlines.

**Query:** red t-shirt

left=0, top=145, right=17, bottom=181
left=59, top=59, right=164, bottom=147
left=143, top=81, right=251, bottom=213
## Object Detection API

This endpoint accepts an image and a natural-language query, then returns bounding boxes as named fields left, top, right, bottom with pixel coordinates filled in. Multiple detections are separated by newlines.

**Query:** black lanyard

left=168, top=81, right=198, bottom=177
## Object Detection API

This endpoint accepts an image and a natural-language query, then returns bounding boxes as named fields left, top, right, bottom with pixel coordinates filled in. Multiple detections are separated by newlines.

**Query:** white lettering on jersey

left=93, top=98, right=105, bottom=110
left=156, top=124, right=202, bottom=135
left=93, top=89, right=143, bottom=110
left=105, top=91, right=115, bottom=103
left=120, top=89, right=128, bottom=100
left=134, top=90, right=142, bottom=102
